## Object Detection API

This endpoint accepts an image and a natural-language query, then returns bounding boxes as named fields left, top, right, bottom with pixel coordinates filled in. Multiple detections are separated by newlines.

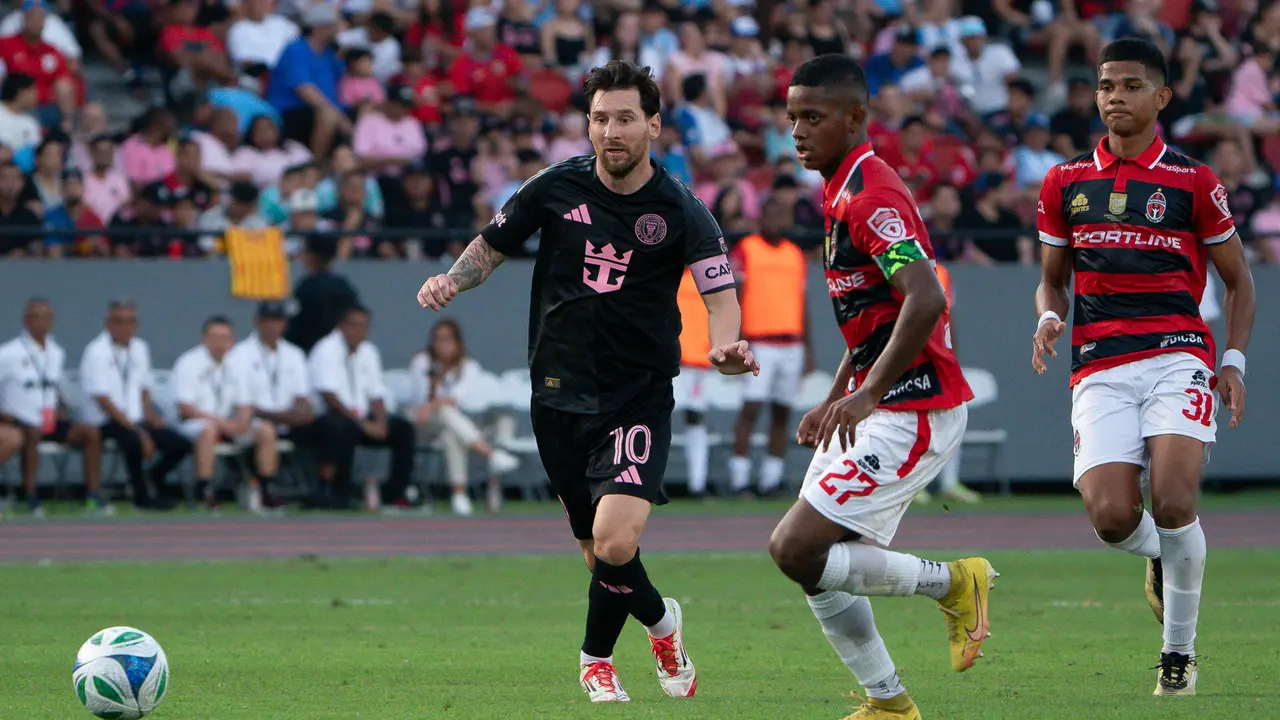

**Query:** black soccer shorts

left=531, top=382, right=674, bottom=540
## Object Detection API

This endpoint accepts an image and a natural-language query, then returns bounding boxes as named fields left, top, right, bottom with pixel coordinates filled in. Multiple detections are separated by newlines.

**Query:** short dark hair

left=681, top=74, right=707, bottom=104
left=790, top=54, right=869, bottom=106
left=1098, top=38, right=1167, bottom=87
left=304, top=235, right=338, bottom=264
left=1, top=73, right=35, bottom=102
left=582, top=61, right=661, bottom=117
left=203, top=315, right=233, bottom=333
left=343, top=304, right=370, bottom=322
left=25, top=296, right=51, bottom=312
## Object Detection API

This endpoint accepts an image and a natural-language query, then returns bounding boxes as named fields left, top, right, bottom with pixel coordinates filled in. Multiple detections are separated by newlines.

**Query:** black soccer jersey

left=481, top=155, right=735, bottom=414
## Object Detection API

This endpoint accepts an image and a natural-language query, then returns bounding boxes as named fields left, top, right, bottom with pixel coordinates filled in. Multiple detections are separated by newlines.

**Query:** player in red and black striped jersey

left=1033, top=39, right=1256, bottom=697
left=768, top=55, right=994, bottom=720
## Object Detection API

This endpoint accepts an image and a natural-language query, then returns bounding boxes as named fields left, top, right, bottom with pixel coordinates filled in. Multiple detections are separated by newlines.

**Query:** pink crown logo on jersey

left=1145, top=189, right=1167, bottom=224
left=634, top=213, right=668, bottom=245
left=582, top=240, right=633, bottom=294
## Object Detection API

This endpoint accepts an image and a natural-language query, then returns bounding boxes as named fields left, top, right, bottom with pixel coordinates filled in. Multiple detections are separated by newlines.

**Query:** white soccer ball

left=72, top=627, right=170, bottom=719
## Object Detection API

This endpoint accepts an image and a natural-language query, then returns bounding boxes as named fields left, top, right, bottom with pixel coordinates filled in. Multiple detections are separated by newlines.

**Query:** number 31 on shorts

left=610, top=425, right=652, bottom=465
left=1183, top=388, right=1213, bottom=427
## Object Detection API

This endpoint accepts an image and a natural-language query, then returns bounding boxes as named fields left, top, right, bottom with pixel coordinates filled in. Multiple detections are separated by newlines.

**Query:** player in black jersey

left=416, top=60, right=759, bottom=703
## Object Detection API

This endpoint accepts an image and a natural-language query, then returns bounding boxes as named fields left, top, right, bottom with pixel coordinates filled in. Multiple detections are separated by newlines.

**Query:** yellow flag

left=226, top=227, right=289, bottom=299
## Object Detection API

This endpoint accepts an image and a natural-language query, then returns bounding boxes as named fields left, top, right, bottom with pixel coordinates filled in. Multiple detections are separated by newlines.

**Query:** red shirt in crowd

left=158, top=25, right=225, bottom=58
left=449, top=44, right=523, bottom=104
left=0, top=34, right=70, bottom=104
left=412, top=74, right=444, bottom=124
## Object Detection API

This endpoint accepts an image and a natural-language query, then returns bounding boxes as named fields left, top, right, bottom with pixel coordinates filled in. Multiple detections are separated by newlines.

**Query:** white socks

left=729, top=456, right=751, bottom=492
left=1158, top=518, right=1206, bottom=655
left=580, top=651, right=612, bottom=666
left=760, top=455, right=785, bottom=493
left=808, top=591, right=906, bottom=699
left=1104, top=509, right=1162, bottom=559
left=685, top=425, right=709, bottom=495
left=645, top=608, right=676, bottom=639
left=818, top=542, right=952, bottom=600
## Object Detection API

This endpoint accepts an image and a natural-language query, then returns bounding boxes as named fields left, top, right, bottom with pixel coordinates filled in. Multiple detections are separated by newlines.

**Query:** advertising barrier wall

left=0, top=260, right=1274, bottom=482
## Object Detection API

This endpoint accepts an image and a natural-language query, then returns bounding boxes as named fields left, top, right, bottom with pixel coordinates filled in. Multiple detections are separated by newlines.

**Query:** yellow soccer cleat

left=1145, top=558, right=1165, bottom=625
left=1153, top=652, right=1197, bottom=696
left=937, top=557, right=997, bottom=672
left=841, top=692, right=922, bottom=720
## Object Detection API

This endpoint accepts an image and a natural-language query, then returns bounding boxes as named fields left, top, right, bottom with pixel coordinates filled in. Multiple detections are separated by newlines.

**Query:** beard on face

left=596, top=139, right=649, bottom=178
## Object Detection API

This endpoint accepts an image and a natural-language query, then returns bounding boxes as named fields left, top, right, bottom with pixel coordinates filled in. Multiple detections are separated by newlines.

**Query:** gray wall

left=0, top=260, right=1274, bottom=481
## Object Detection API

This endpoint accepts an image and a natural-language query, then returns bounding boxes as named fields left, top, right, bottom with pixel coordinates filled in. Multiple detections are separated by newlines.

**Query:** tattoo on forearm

left=447, top=238, right=506, bottom=291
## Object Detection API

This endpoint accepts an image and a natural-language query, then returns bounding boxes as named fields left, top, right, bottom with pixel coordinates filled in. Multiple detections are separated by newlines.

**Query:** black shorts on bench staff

left=531, top=381, right=675, bottom=541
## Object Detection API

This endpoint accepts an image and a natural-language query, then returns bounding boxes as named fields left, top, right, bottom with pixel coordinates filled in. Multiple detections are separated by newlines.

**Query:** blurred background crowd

left=2, top=0, right=1280, bottom=263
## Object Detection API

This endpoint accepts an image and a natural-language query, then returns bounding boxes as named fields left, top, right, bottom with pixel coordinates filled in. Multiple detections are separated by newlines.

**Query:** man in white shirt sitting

left=227, top=301, right=314, bottom=509
left=0, top=298, right=105, bottom=517
left=308, top=305, right=416, bottom=510
left=173, top=316, right=278, bottom=510
left=81, top=300, right=186, bottom=510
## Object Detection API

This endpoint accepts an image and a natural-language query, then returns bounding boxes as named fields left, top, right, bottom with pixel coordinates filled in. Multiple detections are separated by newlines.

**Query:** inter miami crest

left=1146, top=189, right=1167, bottom=223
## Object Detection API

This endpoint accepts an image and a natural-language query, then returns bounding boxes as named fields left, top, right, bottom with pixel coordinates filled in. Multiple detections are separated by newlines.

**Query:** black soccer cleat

left=1153, top=652, right=1197, bottom=696
left=1145, top=557, right=1165, bottom=625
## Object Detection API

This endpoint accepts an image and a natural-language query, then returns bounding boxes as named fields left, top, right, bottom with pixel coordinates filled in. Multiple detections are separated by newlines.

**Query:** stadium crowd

left=1, top=0, right=1280, bottom=264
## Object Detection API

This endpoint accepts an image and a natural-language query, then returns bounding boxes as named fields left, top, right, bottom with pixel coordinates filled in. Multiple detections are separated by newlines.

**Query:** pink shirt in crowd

left=192, top=131, right=237, bottom=183
left=119, top=135, right=177, bottom=186
left=339, top=76, right=386, bottom=107
left=352, top=113, right=427, bottom=176
left=1225, top=58, right=1273, bottom=119
left=229, top=141, right=314, bottom=188
left=83, top=168, right=131, bottom=223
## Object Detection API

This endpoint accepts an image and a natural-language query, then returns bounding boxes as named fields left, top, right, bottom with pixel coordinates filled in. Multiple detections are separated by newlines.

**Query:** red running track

left=1, top=509, right=1277, bottom=563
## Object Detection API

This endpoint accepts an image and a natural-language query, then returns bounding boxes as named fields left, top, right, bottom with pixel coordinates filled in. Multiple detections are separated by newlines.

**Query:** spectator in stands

left=326, top=170, right=381, bottom=258
left=338, top=11, right=403, bottom=83
left=80, top=299, right=185, bottom=509
left=67, top=102, right=111, bottom=173
left=1098, top=0, right=1174, bottom=56
left=951, top=16, right=1021, bottom=118
left=159, top=0, right=235, bottom=96
left=267, top=3, right=349, bottom=158
left=0, top=74, right=41, bottom=156
left=120, top=108, right=178, bottom=189
left=171, top=316, right=266, bottom=510
left=82, top=134, right=131, bottom=225
left=1211, top=138, right=1268, bottom=249
left=540, top=0, right=593, bottom=77
left=805, top=0, right=851, bottom=57
left=75, top=0, right=155, bottom=94
left=169, top=188, right=202, bottom=242
left=231, top=115, right=314, bottom=189
left=1225, top=41, right=1280, bottom=136
left=44, top=168, right=106, bottom=257
left=666, top=22, right=727, bottom=115
left=107, top=181, right=173, bottom=257
left=958, top=173, right=1034, bottom=264
left=191, top=107, right=245, bottom=185
left=317, top=143, right=384, bottom=217
left=0, top=0, right=81, bottom=67
left=925, top=182, right=964, bottom=260
left=260, top=160, right=310, bottom=223
left=0, top=298, right=106, bottom=516
left=227, top=301, right=312, bottom=510
left=1050, top=75, right=1104, bottom=157
left=338, top=48, right=387, bottom=112
left=865, top=25, right=924, bottom=96
left=1013, top=115, right=1065, bottom=191
left=592, top=10, right=662, bottom=73
left=429, top=104, right=481, bottom=229
left=406, top=319, right=519, bottom=516
left=227, top=0, right=300, bottom=75
left=383, top=160, right=449, bottom=258
left=307, top=305, right=417, bottom=510
left=0, top=1, right=78, bottom=130
left=499, top=0, right=539, bottom=60
left=286, top=234, right=359, bottom=352
left=879, top=114, right=938, bottom=201
left=352, top=83, right=428, bottom=187
left=20, top=135, right=66, bottom=215
left=545, top=111, right=590, bottom=164
left=197, top=180, right=268, bottom=254
left=900, top=47, right=965, bottom=120
left=638, top=1, right=678, bottom=66
left=165, top=136, right=216, bottom=212
left=990, top=78, right=1042, bottom=146
left=0, top=161, right=41, bottom=256
left=449, top=7, right=524, bottom=117
left=676, top=74, right=733, bottom=167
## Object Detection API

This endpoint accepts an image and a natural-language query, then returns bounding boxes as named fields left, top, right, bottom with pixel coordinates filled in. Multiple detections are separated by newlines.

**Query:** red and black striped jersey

left=822, top=142, right=973, bottom=411
left=1038, top=136, right=1235, bottom=386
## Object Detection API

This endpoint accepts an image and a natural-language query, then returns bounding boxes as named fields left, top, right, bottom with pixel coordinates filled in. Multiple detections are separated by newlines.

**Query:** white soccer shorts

left=741, top=341, right=805, bottom=405
left=800, top=404, right=968, bottom=545
left=674, top=366, right=711, bottom=413
left=1071, top=351, right=1218, bottom=486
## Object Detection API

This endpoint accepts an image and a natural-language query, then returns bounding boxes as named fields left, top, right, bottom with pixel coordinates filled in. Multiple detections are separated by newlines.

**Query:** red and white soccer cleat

left=649, top=598, right=697, bottom=697
left=579, top=660, right=629, bottom=703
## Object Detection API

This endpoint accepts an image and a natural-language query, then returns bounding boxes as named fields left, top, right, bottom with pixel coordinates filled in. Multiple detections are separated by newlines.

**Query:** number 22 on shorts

left=610, top=425, right=652, bottom=465
left=1183, top=388, right=1213, bottom=427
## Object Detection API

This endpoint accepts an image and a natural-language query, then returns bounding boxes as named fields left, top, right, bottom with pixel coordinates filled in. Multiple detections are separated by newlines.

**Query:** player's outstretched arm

left=702, top=288, right=760, bottom=376
left=1208, top=234, right=1255, bottom=427
left=1032, top=244, right=1072, bottom=375
left=416, top=236, right=507, bottom=310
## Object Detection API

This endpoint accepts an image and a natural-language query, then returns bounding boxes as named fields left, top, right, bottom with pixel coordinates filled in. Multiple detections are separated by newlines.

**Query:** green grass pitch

left=3, top=547, right=1277, bottom=719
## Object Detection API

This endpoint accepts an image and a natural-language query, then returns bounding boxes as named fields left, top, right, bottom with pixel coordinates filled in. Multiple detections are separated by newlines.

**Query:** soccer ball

left=72, top=627, right=169, bottom=719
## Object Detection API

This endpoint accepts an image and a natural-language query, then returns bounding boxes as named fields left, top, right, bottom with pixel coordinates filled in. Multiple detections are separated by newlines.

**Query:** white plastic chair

left=459, top=370, right=502, bottom=414
left=382, top=368, right=414, bottom=415
left=497, top=368, right=532, bottom=412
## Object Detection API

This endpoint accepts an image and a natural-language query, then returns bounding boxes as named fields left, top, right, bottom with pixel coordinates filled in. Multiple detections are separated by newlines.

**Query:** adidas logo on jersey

left=564, top=204, right=593, bottom=224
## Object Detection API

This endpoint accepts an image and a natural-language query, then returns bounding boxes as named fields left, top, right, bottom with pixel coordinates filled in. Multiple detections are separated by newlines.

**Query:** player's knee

left=768, top=524, right=811, bottom=580
left=1151, top=493, right=1196, bottom=529
left=79, top=424, right=102, bottom=449
left=1088, top=498, right=1142, bottom=542
left=198, top=424, right=219, bottom=444
left=592, top=532, right=639, bottom=566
